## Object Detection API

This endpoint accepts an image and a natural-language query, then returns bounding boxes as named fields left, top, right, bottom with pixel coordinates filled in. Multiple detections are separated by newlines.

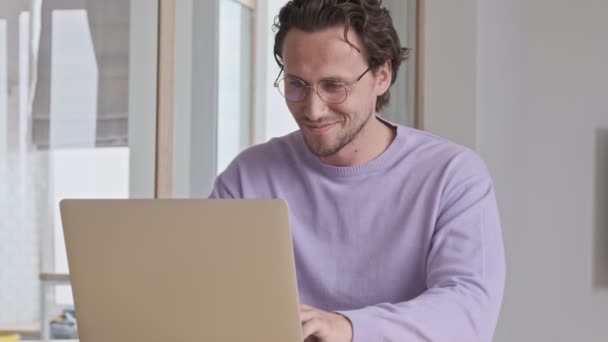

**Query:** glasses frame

left=273, top=66, right=373, bottom=104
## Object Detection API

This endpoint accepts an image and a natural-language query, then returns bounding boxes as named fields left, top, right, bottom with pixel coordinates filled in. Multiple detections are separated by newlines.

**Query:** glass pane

left=172, top=0, right=254, bottom=197
left=217, top=0, right=252, bottom=174
left=0, top=0, right=157, bottom=339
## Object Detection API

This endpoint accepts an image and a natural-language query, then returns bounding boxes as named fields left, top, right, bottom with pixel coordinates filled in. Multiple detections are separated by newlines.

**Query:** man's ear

left=374, top=61, right=393, bottom=96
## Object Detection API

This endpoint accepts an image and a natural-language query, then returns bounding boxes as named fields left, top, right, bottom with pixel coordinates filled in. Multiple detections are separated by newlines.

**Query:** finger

left=299, top=309, right=317, bottom=322
left=301, top=317, right=323, bottom=340
left=299, top=304, right=316, bottom=312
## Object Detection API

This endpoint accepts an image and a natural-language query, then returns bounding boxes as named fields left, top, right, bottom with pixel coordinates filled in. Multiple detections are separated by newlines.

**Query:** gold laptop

left=60, top=199, right=302, bottom=342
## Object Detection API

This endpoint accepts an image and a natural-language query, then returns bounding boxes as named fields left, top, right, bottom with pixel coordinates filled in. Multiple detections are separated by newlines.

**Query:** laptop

left=60, top=199, right=302, bottom=342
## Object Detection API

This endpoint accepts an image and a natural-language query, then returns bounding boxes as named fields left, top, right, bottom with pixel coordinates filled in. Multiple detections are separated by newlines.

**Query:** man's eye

left=322, top=81, right=344, bottom=92
left=288, top=80, right=304, bottom=88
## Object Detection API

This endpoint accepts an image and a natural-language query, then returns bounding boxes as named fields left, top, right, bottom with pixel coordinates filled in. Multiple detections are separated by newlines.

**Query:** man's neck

left=320, top=116, right=396, bottom=167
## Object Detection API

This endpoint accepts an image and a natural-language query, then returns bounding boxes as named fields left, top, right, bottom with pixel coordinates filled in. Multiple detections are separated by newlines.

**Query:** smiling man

left=209, top=1, right=506, bottom=341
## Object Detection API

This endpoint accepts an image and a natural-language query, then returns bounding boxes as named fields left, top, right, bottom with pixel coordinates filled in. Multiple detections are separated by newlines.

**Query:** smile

left=305, top=122, right=336, bottom=135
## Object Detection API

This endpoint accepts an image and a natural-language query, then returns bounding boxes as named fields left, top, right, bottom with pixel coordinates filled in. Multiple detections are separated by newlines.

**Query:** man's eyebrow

left=285, top=73, right=306, bottom=82
left=285, top=73, right=350, bottom=83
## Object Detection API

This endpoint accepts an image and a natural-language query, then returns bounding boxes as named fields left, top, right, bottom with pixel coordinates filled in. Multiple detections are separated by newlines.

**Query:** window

left=0, top=0, right=157, bottom=338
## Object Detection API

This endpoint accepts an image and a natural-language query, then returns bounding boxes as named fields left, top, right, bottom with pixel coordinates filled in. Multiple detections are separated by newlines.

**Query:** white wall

left=0, top=20, right=6, bottom=157
left=424, top=0, right=477, bottom=149
left=425, top=1, right=608, bottom=340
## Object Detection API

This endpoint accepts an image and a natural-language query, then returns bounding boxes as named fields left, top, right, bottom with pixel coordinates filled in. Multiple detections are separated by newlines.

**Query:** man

left=210, top=0, right=506, bottom=341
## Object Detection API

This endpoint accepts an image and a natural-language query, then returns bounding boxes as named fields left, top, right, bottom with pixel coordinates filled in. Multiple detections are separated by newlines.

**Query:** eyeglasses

left=273, top=66, right=372, bottom=104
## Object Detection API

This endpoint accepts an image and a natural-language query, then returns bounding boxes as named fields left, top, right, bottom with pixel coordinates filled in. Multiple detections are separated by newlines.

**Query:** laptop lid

left=60, top=199, right=302, bottom=342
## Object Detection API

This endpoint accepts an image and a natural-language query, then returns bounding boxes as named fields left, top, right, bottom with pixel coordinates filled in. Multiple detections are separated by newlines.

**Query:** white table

left=0, top=321, right=39, bottom=340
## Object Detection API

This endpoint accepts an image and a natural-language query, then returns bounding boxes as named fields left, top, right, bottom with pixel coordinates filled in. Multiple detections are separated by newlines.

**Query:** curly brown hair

left=273, top=0, right=410, bottom=112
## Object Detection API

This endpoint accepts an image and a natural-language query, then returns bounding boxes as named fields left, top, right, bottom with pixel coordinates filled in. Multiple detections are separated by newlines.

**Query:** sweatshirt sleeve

left=208, top=157, right=243, bottom=199
left=208, top=175, right=236, bottom=199
left=337, top=152, right=506, bottom=342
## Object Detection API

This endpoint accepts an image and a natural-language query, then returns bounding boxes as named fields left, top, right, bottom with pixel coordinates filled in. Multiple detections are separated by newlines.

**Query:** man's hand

left=299, top=304, right=353, bottom=342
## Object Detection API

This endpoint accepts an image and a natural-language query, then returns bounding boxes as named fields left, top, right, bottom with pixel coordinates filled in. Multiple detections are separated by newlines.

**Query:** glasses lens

left=277, top=78, right=307, bottom=101
left=318, top=80, right=347, bottom=104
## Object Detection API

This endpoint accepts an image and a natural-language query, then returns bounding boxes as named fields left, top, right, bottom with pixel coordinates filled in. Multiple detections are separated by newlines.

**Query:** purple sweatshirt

left=209, top=121, right=506, bottom=341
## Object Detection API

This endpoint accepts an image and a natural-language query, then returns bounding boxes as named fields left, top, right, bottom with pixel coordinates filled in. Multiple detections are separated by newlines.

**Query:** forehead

left=281, top=26, right=368, bottom=78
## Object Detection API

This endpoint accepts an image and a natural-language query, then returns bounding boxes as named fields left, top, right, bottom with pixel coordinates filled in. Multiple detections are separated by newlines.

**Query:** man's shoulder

left=396, top=125, right=488, bottom=177
left=211, top=131, right=303, bottom=198
left=226, top=131, right=302, bottom=169
left=399, top=125, right=472, bottom=159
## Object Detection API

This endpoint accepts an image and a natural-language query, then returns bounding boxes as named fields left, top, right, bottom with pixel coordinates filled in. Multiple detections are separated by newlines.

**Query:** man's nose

left=302, top=88, right=328, bottom=121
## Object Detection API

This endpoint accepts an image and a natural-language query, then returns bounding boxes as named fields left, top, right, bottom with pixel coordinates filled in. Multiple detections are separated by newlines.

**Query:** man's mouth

left=303, top=122, right=336, bottom=135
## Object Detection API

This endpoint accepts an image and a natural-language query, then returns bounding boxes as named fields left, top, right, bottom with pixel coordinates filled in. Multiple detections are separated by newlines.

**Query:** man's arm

left=336, top=161, right=506, bottom=342
left=208, top=165, right=239, bottom=198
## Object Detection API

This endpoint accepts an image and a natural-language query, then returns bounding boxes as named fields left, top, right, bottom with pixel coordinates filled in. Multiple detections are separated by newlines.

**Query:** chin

left=303, top=136, right=345, bottom=158
left=311, top=147, right=339, bottom=158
